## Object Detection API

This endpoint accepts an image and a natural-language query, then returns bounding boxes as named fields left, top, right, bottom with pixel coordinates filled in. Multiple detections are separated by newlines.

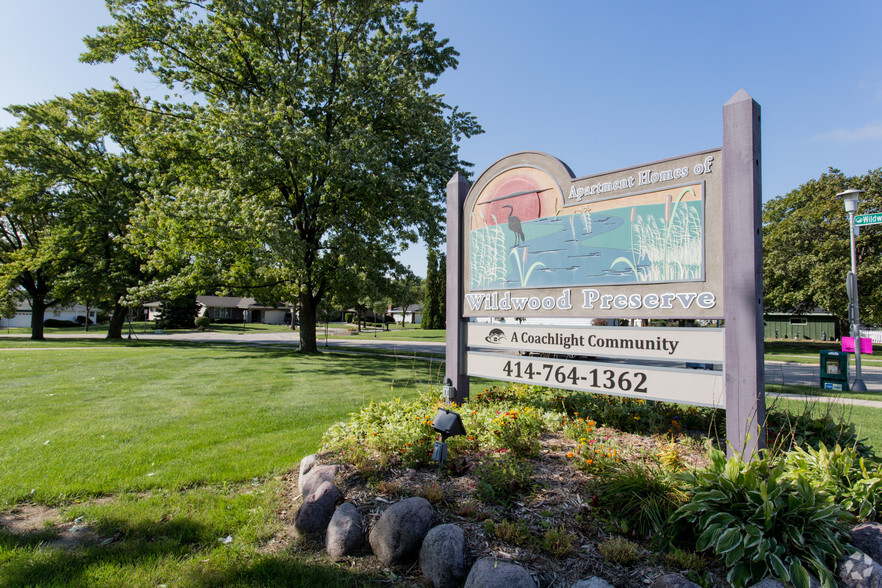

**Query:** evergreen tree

left=422, top=249, right=440, bottom=329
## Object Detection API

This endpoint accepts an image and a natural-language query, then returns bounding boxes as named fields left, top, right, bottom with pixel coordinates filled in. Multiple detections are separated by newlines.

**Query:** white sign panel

left=468, top=324, right=723, bottom=363
left=467, top=351, right=725, bottom=408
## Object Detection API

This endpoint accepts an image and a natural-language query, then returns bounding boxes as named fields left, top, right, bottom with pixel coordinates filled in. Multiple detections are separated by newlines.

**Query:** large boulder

left=748, top=575, right=820, bottom=588
left=300, top=464, right=340, bottom=498
left=326, top=502, right=363, bottom=560
left=369, top=497, right=433, bottom=566
left=298, top=454, right=318, bottom=484
left=840, top=551, right=882, bottom=588
left=573, top=577, right=615, bottom=588
left=852, top=523, right=882, bottom=564
left=419, top=524, right=466, bottom=588
left=652, top=575, right=700, bottom=588
left=294, top=481, right=341, bottom=535
left=464, top=557, right=536, bottom=588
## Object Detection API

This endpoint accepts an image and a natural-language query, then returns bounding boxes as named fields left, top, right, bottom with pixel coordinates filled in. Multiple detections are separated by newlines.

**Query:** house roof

left=197, top=296, right=288, bottom=310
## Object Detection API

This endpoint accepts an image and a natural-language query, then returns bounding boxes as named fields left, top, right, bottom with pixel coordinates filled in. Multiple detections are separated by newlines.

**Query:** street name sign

left=855, top=213, right=882, bottom=226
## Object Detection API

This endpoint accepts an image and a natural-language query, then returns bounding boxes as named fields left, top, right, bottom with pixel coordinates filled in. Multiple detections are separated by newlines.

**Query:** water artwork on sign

left=468, top=165, right=705, bottom=291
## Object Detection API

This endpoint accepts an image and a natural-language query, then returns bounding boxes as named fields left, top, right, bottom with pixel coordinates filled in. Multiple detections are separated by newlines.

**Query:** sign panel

left=462, top=150, right=724, bottom=320
left=467, top=351, right=725, bottom=408
left=842, top=337, right=874, bottom=354
left=467, top=323, right=724, bottom=363
left=855, top=213, right=882, bottom=226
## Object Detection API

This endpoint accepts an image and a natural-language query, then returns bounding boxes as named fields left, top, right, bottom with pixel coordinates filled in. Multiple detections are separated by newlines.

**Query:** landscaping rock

left=419, top=524, right=466, bottom=588
left=298, top=454, right=318, bottom=485
left=852, top=523, right=882, bottom=563
left=299, top=464, right=340, bottom=498
left=369, top=497, right=433, bottom=566
left=573, top=576, right=615, bottom=588
left=652, top=573, right=701, bottom=588
left=294, top=481, right=341, bottom=535
left=326, top=502, right=363, bottom=560
left=748, top=575, right=821, bottom=588
left=464, top=557, right=536, bottom=588
left=840, top=551, right=882, bottom=588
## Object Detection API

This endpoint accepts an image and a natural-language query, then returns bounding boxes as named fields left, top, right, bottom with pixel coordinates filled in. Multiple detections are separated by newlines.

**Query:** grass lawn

left=0, top=341, right=443, bottom=585
left=768, top=395, right=882, bottom=451
left=2, top=336, right=881, bottom=585
left=765, top=339, right=882, bottom=367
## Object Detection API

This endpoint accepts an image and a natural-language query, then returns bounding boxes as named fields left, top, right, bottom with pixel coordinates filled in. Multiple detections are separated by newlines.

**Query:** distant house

left=198, top=296, right=289, bottom=325
left=0, top=300, right=100, bottom=329
left=764, top=309, right=840, bottom=341
left=391, top=304, right=423, bottom=325
left=144, top=296, right=290, bottom=325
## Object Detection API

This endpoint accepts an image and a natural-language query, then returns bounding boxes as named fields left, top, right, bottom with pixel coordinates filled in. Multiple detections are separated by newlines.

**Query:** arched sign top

left=462, top=149, right=724, bottom=320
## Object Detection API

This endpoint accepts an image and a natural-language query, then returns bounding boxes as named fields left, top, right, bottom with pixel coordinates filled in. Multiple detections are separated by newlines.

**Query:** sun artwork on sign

left=468, top=166, right=705, bottom=291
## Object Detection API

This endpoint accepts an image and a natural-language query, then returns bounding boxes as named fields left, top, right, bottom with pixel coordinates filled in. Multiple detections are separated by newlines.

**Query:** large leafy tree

left=82, top=0, right=480, bottom=352
left=1, top=89, right=166, bottom=340
left=763, top=168, right=882, bottom=329
left=0, top=131, right=75, bottom=340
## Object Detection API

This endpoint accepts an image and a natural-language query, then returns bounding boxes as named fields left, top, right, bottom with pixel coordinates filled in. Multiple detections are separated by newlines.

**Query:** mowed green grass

left=0, top=342, right=437, bottom=506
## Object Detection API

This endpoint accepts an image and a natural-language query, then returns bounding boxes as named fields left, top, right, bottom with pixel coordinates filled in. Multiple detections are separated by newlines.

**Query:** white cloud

left=814, top=124, right=882, bottom=143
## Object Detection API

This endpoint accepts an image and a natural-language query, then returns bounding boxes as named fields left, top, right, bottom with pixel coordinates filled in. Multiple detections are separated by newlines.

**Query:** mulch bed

left=274, top=428, right=729, bottom=587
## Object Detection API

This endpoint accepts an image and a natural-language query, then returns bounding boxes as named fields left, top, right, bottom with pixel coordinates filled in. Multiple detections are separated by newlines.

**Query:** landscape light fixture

left=839, top=188, right=867, bottom=392
left=431, top=407, right=466, bottom=467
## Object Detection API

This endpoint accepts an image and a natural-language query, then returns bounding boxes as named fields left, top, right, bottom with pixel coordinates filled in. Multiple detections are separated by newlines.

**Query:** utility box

left=819, top=350, right=849, bottom=391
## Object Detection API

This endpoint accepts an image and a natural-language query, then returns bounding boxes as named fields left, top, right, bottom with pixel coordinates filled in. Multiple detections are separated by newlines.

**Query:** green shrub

left=344, top=312, right=354, bottom=323
left=595, top=461, right=687, bottom=539
left=473, top=453, right=534, bottom=507
left=569, top=435, right=622, bottom=474
left=484, top=518, right=531, bottom=546
left=598, top=535, right=641, bottom=565
left=562, top=392, right=723, bottom=440
left=194, top=316, right=211, bottom=331
left=782, top=443, right=882, bottom=521
left=673, top=449, right=853, bottom=588
left=322, top=391, right=441, bottom=468
left=538, top=525, right=576, bottom=556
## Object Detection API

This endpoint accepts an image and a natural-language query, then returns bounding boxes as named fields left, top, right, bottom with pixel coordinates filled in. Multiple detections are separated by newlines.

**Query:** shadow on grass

left=0, top=518, right=377, bottom=587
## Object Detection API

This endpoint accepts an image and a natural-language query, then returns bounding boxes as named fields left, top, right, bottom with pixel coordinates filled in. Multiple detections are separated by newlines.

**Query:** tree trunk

left=106, top=303, right=129, bottom=339
left=30, top=297, right=46, bottom=340
left=298, top=292, right=319, bottom=353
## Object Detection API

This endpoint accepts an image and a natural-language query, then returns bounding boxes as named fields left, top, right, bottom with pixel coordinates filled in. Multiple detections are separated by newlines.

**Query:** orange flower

left=567, top=452, right=575, bottom=458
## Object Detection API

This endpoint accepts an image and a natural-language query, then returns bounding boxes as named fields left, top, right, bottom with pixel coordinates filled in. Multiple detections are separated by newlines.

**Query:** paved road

left=7, top=330, right=882, bottom=395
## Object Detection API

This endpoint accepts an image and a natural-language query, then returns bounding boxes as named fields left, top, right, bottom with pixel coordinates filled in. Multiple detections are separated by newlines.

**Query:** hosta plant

left=673, top=449, right=853, bottom=588
left=782, top=443, right=882, bottom=521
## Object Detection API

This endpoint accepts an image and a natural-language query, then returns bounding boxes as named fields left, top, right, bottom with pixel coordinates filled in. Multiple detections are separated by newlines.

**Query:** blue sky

left=2, top=1, right=880, bottom=276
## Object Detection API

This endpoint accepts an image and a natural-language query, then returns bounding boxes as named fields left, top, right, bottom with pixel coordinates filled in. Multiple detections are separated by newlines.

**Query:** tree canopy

left=82, top=0, right=480, bottom=352
left=763, top=168, right=882, bottom=328
left=0, top=88, right=165, bottom=339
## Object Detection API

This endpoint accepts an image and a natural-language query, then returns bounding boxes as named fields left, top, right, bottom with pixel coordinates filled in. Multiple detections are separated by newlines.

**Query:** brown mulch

left=274, top=429, right=728, bottom=588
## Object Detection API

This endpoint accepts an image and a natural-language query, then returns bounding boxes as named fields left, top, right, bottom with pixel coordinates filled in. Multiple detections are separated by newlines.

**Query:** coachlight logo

left=485, top=328, right=507, bottom=344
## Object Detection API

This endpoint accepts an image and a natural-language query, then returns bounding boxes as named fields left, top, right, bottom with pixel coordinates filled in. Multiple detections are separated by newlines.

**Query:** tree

left=0, top=139, right=73, bottom=340
left=0, top=89, right=166, bottom=340
left=422, top=248, right=445, bottom=329
left=155, top=295, right=199, bottom=330
left=82, top=0, right=480, bottom=353
left=391, top=268, right=421, bottom=327
left=0, top=290, right=19, bottom=332
left=763, top=168, right=882, bottom=330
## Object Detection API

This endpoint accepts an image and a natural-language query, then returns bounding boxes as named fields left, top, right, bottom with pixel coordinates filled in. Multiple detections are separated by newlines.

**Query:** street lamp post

left=839, top=189, right=867, bottom=392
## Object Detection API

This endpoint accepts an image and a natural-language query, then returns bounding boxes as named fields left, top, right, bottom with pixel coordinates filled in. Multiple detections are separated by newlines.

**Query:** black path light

left=431, top=407, right=466, bottom=468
